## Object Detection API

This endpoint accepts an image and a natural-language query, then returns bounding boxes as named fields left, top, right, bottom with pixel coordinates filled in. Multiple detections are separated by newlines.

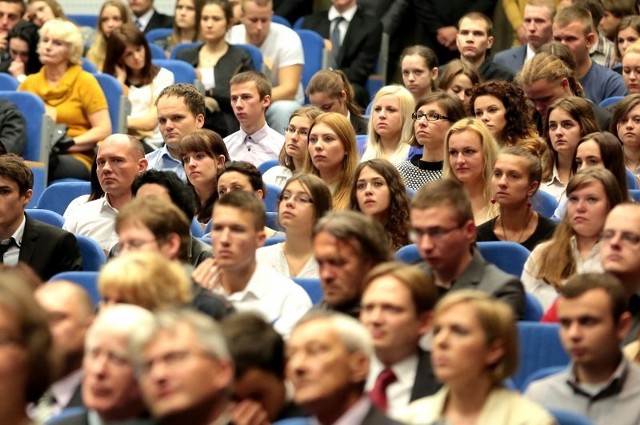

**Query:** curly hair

left=349, top=159, right=411, bottom=250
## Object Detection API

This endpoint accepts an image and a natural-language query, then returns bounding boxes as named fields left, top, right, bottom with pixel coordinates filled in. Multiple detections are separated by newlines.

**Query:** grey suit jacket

left=493, top=45, right=527, bottom=74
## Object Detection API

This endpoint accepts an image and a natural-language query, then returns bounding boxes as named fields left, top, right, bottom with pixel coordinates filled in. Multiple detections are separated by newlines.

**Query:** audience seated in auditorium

left=0, top=0, right=26, bottom=67
left=399, top=45, right=439, bottom=104
left=0, top=20, right=42, bottom=82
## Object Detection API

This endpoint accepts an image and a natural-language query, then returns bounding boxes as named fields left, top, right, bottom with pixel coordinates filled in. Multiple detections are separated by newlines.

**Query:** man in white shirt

left=223, top=71, right=284, bottom=167
left=145, top=84, right=205, bottom=181
left=64, top=134, right=148, bottom=253
left=227, top=0, right=304, bottom=134
left=195, top=190, right=311, bottom=336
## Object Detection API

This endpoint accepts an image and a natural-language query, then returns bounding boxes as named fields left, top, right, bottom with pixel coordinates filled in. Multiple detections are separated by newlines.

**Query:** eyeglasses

left=601, top=229, right=640, bottom=246
left=278, top=192, right=314, bottom=204
left=409, top=224, right=462, bottom=242
left=284, top=126, right=309, bottom=137
left=412, top=111, right=449, bottom=122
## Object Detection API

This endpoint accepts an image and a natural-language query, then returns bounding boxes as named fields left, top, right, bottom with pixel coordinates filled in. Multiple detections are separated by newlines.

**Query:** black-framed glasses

left=412, top=111, right=449, bottom=122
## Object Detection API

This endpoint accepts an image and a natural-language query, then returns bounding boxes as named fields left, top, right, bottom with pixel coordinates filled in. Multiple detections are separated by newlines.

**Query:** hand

left=229, top=400, right=270, bottom=425
left=192, top=257, right=222, bottom=290
left=115, top=65, right=127, bottom=84
left=516, top=26, right=527, bottom=45
left=8, top=60, right=24, bottom=78
left=204, top=96, right=220, bottom=112
left=437, top=26, right=458, bottom=48
left=0, top=32, right=7, bottom=51
left=51, top=136, right=75, bottom=154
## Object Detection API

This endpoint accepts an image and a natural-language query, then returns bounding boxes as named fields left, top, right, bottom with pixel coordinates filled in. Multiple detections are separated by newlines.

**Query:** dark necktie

left=331, top=16, right=344, bottom=66
left=0, top=238, right=15, bottom=263
left=369, top=368, right=397, bottom=413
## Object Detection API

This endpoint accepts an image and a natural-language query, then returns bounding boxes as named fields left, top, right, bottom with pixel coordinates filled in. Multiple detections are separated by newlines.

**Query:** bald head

left=96, top=134, right=148, bottom=201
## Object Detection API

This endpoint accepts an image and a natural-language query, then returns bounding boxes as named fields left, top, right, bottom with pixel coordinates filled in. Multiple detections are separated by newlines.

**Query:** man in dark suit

left=493, top=0, right=556, bottom=73
left=0, top=154, right=81, bottom=281
left=302, top=0, right=382, bottom=107
left=360, top=263, right=441, bottom=420
left=410, top=179, right=525, bottom=319
left=288, top=310, right=403, bottom=425
left=128, top=0, right=173, bottom=33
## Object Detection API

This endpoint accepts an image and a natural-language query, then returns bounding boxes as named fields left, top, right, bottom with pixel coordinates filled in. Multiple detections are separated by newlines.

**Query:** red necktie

left=369, top=368, right=397, bottom=413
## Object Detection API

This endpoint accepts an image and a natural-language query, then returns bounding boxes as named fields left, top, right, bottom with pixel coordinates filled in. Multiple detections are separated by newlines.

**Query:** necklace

left=499, top=209, right=533, bottom=243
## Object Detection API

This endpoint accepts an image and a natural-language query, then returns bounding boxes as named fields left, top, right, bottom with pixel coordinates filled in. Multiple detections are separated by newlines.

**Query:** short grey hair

left=86, top=304, right=155, bottom=352
left=293, top=310, right=373, bottom=356
left=129, top=309, right=230, bottom=376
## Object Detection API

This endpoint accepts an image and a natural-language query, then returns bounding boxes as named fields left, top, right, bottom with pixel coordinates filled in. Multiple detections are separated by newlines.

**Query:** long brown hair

left=103, top=23, right=159, bottom=85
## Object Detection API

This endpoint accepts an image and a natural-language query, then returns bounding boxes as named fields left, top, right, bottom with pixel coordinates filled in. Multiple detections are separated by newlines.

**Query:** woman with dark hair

left=399, top=44, right=439, bottom=102
left=612, top=93, right=640, bottom=178
left=396, top=91, right=467, bottom=190
left=1, top=21, right=42, bottom=80
left=86, top=0, right=131, bottom=71
left=541, top=96, right=600, bottom=201
left=154, top=0, right=205, bottom=54
left=257, top=173, right=332, bottom=278
left=616, top=15, right=640, bottom=61
left=103, top=23, right=175, bottom=149
left=306, top=69, right=368, bottom=134
left=263, top=106, right=322, bottom=187
left=471, top=80, right=545, bottom=154
left=181, top=129, right=230, bottom=226
left=477, top=146, right=556, bottom=251
left=436, top=59, right=480, bottom=113
left=350, top=159, right=411, bottom=250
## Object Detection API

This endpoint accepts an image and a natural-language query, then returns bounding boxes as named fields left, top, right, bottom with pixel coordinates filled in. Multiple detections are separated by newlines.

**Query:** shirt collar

left=10, top=214, right=26, bottom=247
left=240, top=122, right=270, bottom=139
left=51, top=369, right=83, bottom=409
left=135, top=8, right=155, bottom=29
left=328, top=4, right=358, bottom=22
left=566, top=355, right=629, bottom=400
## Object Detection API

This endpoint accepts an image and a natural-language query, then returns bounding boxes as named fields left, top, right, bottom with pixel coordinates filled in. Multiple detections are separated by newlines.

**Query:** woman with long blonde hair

left=85, top=0, right=131, bottom=71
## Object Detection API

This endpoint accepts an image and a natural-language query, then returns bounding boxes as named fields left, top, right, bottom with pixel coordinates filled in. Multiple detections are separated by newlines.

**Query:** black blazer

left=19, top=215, right=82, bottom=281
left=410, top=349, right=442, bottom=401
left=143, top=10, right=174, bottom=33
left=302, top=8, right=382, bottom=86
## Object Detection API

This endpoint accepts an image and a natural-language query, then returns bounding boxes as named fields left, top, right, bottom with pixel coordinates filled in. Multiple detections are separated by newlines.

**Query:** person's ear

left=527, top=181, right=539, bottom=198
left=348, top=350, right=370, bottom=383
left=216, top=155, right=226, bottom=168
left=486, top=35, right=494, bottom=50
left=22, top=189, right=32, bottom=208
left=262, top=94, right=271, bottom=109
left=417, top=311, right=434, bottom=336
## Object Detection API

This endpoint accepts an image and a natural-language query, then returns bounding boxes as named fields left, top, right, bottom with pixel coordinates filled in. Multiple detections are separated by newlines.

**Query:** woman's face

left=448, top=129, right=485, bottom=185
left=548, top=108, right=581, bottom=157
left=28, top=1, right=55, bottom=27
left=175, top=0, right=196, bottom=30
left=38, top=30, right=70, bottom=66
left=217, top=170, right=262, bottom=198
left=278, top=180, right=315, bottom=233
left=308, top=91, right=346, bottom=115
left=122, top=43, right=146, bottom=73
left=432, top=302, right=503, bottom=386
left=372, top=94, right=403, bottom=142
left=413, top=102, right=451, bottom=147
left=8, top=38, right=29, bottom=64
left=356, top=165, right=391, bottom=221
left=0, top=306, right=29, bottom=408
left=201, top=3, right=228, bottom=43
left=492, top=154, right=536, bottom=207
left=622, top=52, right=640, bottom=94
left=308, top=122, right=347, bottom=177
left=575, top=139, right=603, bottom=172
left=474, top=95, right=507, bottom=139
left=616, top=104, right=640, bottom=150
left=446, top=74, right=474, bottom=109
left=567, top=181, right=610, bottom=239
left=100, top=5, right=124, bottom=37
left=285, top=115, right=312, bottom=164
left=182, top=151, right=225, bottom=189
left=618, top=27, right=640, bottom=57
left=401, top=54, right=435, bottom=100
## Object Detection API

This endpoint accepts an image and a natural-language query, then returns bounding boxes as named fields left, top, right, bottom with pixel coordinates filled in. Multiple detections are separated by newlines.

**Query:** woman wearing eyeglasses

left=262, top=106, right=322, bottom=188
left=257, top=174, right=332, bottom=279
left=397, top=91, right=467, bottom=190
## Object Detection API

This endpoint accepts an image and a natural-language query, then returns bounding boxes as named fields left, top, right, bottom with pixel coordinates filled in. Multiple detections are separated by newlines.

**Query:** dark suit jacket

left=362, top=405, right=404, bottom=425
left=302, top=8, right=382, bottom=87
left=410, top=349, right=442, bottom=402
left=50, top=409, right=155, bottom=425
left=143, top=10, right=174, bottom=34
left=19, top=215, right=82, bottom=281
left=493, top=45, right=527, bottom=74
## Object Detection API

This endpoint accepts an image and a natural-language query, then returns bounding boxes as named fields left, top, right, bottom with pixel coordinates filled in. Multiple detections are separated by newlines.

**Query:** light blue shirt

left=145, top=146, right=186, bottom=182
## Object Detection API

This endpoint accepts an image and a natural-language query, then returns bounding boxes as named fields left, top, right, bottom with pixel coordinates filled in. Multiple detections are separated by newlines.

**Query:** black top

left=476, top=214, right=557, bottom=252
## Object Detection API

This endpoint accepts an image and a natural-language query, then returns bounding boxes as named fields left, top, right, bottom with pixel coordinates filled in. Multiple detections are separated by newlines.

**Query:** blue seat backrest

left=152, top=59, right=197, bottom=84
left=36, top=181, right=91, bottom=215
left=93, top=73, right=127, bottom=133
left=146, top=28, right=173, bottom=43
left=149, top=43, right=166, bottom=59
left=0, top=91, right=50, bottom=162
left=234, top=43, right=264, bottom=71
left=25, top=209, right=64, bottom=228
left=75, top=235, right=107, bottom=272
left=293, top=29, right=325, bottom=90
left=48, top=272, right=101, bottom=306
left=0, top=73, right=18, bottom=90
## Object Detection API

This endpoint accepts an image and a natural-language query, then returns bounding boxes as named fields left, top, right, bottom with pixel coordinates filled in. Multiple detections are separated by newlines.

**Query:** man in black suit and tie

left=0, top=154, right=81, bottom=281
left=129, top=0, right=173, bottom=33
left=302, top=0, right=382, bottom=107
left=360, top=262, right=441, bottom=420
left=493, top=0, right=556, bottom=73
left=288, top=311, right=403, bottom=425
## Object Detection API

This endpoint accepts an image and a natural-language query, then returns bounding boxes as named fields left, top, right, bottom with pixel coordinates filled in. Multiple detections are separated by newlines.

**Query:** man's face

left=600, top=11, right=622, bottom=40
left=523, top=78, right=570, bottom=115
left=211, top=205, right=265, bottom=271
left=0, top=1, right=21, bottom=34
left=553, top=21, right=594, bottom=66
left=157, top=95, right=205, bottom=151
left=233, top=368, right=283, bottom=421
left=96, top=138, right=147, bottom=198
left=0, top=176, right=30, bottom=234
left=523, top=5, right=554, bottom=50
left=116, top=221, right=178, bottom=260
left=140, top=324, right=233, bottom=419
left=313, top=232, right=373, bottom=309
left=286, top=319, right=368, bottom=412
left=230, top=81, right=270, bottom=130
left=360, top=276, right=431, bottom=363
left=456, top=17, right=493, bottom=63
left=83, top=334, right=144, bottom=420
left=241, top=0, right=272, bottom=46
left=128, top=0, right=154, bottom=17
left=410, top=205, right=474, bottom=278
left=600, top=205, right=640, bottom=284
left=558, top=288, right=627, bottom=371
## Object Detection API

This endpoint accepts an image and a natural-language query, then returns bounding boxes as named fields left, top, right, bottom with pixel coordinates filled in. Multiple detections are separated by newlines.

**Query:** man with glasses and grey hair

left=410, top=179, right=525, bottom=318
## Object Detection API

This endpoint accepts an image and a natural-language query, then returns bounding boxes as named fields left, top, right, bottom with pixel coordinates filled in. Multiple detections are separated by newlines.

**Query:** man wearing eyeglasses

left=409, top=179, right=525, bottom=318
left=600, top=203, right=640, bottom=345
